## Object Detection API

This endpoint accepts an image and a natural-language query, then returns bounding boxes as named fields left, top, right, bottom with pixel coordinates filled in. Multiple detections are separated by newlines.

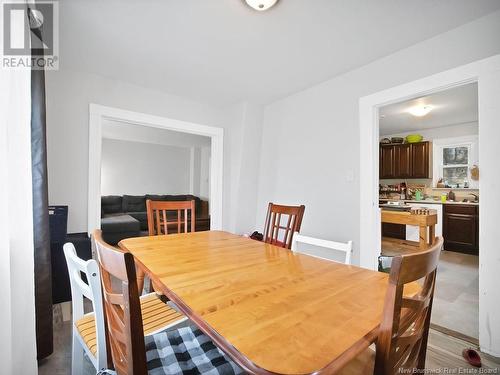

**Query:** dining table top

left=119, top=231, right=392, bottom=375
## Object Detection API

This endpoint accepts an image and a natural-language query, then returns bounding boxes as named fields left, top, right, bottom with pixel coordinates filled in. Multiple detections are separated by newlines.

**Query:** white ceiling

left=379, top=82, right=478, bottom=136
left=102, top=119, right=211, bottom=148
left=59, top=1, right=500, bottom=106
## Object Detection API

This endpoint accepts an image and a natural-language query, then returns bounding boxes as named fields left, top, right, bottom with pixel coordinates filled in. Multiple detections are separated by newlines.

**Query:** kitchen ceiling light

left=408, top=105, right=433, bottom=117
left=244, top=0, right=279, bottom=11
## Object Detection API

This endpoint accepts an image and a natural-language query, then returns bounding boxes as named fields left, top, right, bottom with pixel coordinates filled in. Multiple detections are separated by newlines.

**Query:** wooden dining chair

left=93, top=229, right=243, bottom=375
left=339, top=237, right=443, bottom=375
left=291, top=232, right=352, bottom=264
left=146, top=199, right=196, bottom=236
left=90, top=231, right=188, bottom=372
left=145, top=199, right=196, bottom=293
left=263, top=202, right=305, bottom=249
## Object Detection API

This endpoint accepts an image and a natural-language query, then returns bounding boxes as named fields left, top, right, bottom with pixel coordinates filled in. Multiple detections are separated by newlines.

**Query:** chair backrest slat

left=291, top=233, right=352, bottom=264
left=184, top=209, right=188, bottom=233
left=283, top=215, right=292, bottom=246
left=375, top=237, right=443, bottom=375
left=73, top=276, right=94, bottom=300
left=93, top=230, right=147, bottom=375
left=146, top=199, right=196, bottom=236
left=263, top=202, right=305, bottom=249
left=177, top=210, right=181, bottom=233
left=64, top=251, right=95, bottom=300
left=162, top=210, right=167, bottom=235
left=156, top=209, right=161, bottom=236
left=63, top=243, right=108, bottom=371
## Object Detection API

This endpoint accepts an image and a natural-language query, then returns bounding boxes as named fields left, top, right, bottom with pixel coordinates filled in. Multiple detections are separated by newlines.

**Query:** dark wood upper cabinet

left=411, top=142, right=430, bottom=178
left=379, top=141, right=430, bottom=179
left=380, top=145, right=395, bottom=179
left=443, top=204, right=478, bottom=255
left=395, top=143, right=412, bottom=178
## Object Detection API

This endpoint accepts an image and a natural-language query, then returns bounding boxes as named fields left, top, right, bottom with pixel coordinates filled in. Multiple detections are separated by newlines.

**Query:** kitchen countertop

left=379, top=198, right=479, bottom=206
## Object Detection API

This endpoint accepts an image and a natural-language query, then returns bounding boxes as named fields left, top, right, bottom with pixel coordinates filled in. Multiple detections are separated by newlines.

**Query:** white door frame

left=88, top=104, right=224, bottom=234
left=359, top=54, right=500, bottom=356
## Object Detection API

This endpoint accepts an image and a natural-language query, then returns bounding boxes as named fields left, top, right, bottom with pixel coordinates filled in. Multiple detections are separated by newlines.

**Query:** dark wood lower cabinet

left=382, top=223, right=406, bottom=240
left=443, top=204, right=479, bottom=255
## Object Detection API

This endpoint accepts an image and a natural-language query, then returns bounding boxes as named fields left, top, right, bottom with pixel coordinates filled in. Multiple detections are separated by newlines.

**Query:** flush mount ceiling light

left=408, top=105, right=433, bottom=117
left=244, top=0, right=279, bottom=11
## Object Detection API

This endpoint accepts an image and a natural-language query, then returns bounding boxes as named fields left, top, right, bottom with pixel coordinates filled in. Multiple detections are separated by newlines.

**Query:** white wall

left=101, top=139, right=191, bottom=196
left=225, top=102, right=265, bottom=234
left=189, top=147, right=200, bottom=196
left=189, top=146, right=210, bottom=199
left=199, top=147, right=211, bottom=199
left=102, top=119, right=211, bottom=148
left=478, top=66, right=500, bottom=357
left=46, top=69, right=262, bottom=232
left=256, top=10, right=500, bottom=265
left=0, top=53, right=37, bottom=373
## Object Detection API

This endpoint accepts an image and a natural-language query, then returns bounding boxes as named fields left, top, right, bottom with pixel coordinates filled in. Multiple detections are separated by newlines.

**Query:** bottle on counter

left=448, top=190, right=456, bottom=202
left=400, top=182, right=407, bottom=200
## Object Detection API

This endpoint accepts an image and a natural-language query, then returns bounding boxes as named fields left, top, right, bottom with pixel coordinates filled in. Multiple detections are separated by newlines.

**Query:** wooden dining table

left=119, top=231, right=394, bottom=374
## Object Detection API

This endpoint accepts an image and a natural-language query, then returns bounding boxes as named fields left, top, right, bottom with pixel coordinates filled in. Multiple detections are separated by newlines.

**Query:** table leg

left=429, top=224, right=435, bottom=246
left=419, top=226, right=429, bottom=250
left=136, top=266, right=145, bottom=294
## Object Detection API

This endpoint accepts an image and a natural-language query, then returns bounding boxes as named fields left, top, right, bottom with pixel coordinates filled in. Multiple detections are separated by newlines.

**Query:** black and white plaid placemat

left=145, top=325, right=245, bottom=375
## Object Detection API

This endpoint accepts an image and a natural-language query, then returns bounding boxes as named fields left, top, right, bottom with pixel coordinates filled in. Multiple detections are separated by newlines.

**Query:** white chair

left=64, top=243, right=108, bottom=374
left=291, top=232, right=352, bottom=264
left=64, top=243, right=188, bottom=375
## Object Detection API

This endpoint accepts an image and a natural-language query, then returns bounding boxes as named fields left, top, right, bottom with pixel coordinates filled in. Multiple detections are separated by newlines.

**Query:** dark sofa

left=101, top=194, right=210, bottom=244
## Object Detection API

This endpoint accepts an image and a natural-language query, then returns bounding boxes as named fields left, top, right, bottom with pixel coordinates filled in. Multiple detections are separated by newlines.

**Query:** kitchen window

left=441, top=145, right=470, bottom=187
left=433, top=135, right=478, bottom=189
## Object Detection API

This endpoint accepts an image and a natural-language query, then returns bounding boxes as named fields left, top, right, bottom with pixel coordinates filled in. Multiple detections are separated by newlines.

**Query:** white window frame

left=439, top=143, right=471, bottom=186
left=432, top=135, right=479, bottom=189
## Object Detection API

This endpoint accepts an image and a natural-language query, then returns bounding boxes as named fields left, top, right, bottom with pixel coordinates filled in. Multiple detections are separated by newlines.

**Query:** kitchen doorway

left=358, top=54, right=500, bottom=357
left=377, top=82, right=479, bottom=342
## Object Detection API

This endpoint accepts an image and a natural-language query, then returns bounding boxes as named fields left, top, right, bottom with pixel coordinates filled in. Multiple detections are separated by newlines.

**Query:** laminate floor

left=432, top=250, right=479, bottom=340
left=38, top=320, right=94, bottom=375
left=426, top=330, right=499, bottom=371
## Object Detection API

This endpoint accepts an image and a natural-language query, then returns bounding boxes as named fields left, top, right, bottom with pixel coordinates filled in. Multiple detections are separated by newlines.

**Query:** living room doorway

left=99, top=120, right=212, bottom=244
left=88, top=104, right=224, bottom=236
